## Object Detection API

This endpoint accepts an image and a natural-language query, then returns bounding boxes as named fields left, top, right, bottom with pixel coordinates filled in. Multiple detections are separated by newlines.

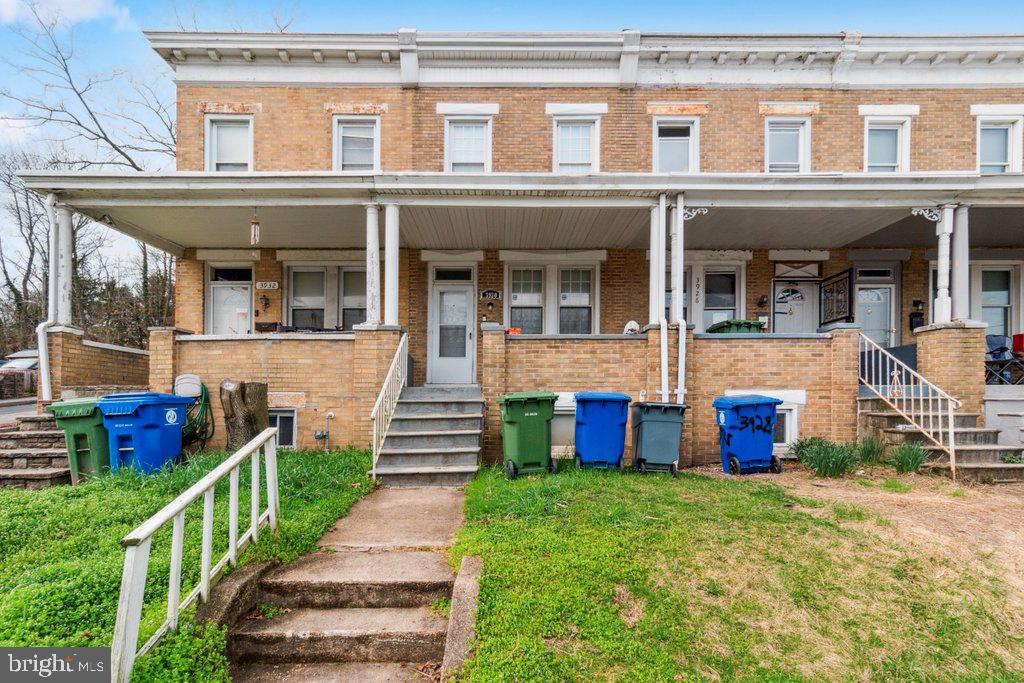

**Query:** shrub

left=797, top=439, right=859, bottom=478
left=789, top=436, right=828, bottom=462
left=892, top=443, right=930, bottom=474
left=857, top=436, right=886, bottom=465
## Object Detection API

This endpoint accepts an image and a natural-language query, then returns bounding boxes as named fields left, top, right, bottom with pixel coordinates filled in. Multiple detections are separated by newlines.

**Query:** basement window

left=269, top=409, right=296, bottom=449
left=206, top=116, right=252, bottom=172
left=773, top=408, right=797, bottom=455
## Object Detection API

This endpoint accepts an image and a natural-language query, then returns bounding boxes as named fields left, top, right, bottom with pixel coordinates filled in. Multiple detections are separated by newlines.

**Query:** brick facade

left=42, top=329, right=150, bottom=402
left=915, top=323, right=988, bottom=419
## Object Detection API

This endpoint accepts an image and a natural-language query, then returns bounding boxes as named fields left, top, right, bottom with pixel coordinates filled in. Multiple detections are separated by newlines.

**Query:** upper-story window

left=445, top=118, right=491, bottom=173
left=554, top=119, right=599, bottom=173
left=653, top=118, right=699, bottom=173
left=972, top=106, right=1024, bottom=175
left=765, top=119, right=810, bottom=173
left=206, top=116, right=252, bottom=172
left=333, top=116, right=380, bottom=172
left=865, top=118, right=911, bottom=173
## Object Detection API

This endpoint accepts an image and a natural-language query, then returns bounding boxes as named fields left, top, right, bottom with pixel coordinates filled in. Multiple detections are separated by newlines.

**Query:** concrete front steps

left=859, top=396, right=1024, bottom=483
left=229, top=551, right=454, bottom=679
left=0, top=413, right=71, bottom=489
left=373, top=386, right=483, bottom=487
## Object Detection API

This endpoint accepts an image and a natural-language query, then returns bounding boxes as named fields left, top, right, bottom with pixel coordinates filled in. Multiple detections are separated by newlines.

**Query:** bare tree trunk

left=219, top=380, right=269, bottom=451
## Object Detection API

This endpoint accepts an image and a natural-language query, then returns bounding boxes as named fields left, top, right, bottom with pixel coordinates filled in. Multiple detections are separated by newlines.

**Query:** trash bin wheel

left=549, top=457, right=559, bottom=474
left=669, top=462, right=679, bottom=477
left=505, top=460, right=517, bottom=480
left=769, top=455, right=782, bottom=474
left=636, top=459, right=647, bottom=474
left=728, top=457, right=741, bottom=476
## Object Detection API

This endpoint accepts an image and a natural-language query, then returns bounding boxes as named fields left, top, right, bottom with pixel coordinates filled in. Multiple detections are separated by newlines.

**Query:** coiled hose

left=182, top=383, right=215, bottom=450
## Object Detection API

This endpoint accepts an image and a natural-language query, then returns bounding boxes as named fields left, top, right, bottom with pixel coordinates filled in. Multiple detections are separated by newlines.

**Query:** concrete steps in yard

left=373, top=386, right=483, bottom=488
left=0, top=413, right=70, bottom=489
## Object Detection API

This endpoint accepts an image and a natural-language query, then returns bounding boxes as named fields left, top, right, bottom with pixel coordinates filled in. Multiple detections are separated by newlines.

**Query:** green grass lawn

left=0, top=447, right=371, bottom=681
left=452, top=465, right=1024, bottom=681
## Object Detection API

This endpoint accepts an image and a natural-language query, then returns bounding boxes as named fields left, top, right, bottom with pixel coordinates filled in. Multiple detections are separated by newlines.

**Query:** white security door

left=210, top=285, right=252, bottom=334
left=429, top=284, right=475, bottom=384
left=856, top=286, right=894, bottom=347
left=773, top=281, right=819, bottom=333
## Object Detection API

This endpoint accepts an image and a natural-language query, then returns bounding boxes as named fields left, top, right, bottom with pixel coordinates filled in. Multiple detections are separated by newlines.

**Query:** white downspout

left=658, top=193, right=670, bottom=402
left=673, top=194, right=686, bottom=402
left=35, top=194, right=59, bottom=402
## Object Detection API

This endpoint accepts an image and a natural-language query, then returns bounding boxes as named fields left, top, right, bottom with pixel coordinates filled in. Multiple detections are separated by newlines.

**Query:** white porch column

left=55, top=203, right=74, bottom=326
left=668, top=205, right=679, bottom=324
left=657, top=194, right=667, bottom=321
left=671, top=199, right=685, bottom=326
left=933, top=205, right=955, bottom=324
left=951, top=204, right=971, bottom=321
left=364, top=204, right=381, bottom=326
left=383, top=203, right=400, bottom=326
left=648, top=204, right=660, bottom=325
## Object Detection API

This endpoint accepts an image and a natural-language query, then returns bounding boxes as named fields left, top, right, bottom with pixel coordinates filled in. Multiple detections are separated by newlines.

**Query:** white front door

left=856, top=285, right=894, bottom=347
left=210, top=284, right=252, bottom=334
left=429, top=284, right=475, bottom=384
left=773, top=280, right=819, bottom=333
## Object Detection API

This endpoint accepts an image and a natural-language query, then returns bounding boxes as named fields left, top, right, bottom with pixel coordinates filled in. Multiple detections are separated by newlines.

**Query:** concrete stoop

left=858, top=396, right=1024, bottom=483
left=0, top=413, right=70, bottom=489
left=229, top=488, right=466, bottom=682
left=374, top=386, right=483, bottom=487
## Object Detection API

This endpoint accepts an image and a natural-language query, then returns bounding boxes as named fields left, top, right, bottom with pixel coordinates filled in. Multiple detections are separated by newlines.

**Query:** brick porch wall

left=42, top=329, right=149, bottom=402
left=915, top=322, right=988, bottom=420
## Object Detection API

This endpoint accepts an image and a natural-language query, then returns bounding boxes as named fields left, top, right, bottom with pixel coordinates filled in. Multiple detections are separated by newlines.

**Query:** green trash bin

left=705, top=319, right=766, bottom=334
left=46, top=399, right=110, bottom=485
left=497, top=391, right=559, bottom=479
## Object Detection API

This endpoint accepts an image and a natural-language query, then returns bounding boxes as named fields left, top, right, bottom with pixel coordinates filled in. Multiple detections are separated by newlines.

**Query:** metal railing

left=858, top=333, right=961, bottom=480
left=110, top=428, right=281, bottom=683
left=370, top=333, right=409, bottom=479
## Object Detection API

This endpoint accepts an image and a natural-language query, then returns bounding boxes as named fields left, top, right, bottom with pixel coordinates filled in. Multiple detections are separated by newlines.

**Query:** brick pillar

left=174, top=249, right=205, bottom=334
left=39, top=327, right=85, bottom=405
left=351, top=325, right=404, bottom=449
left=915, top=322, right=987, bottom=420
left=680, top=326, right=695, bottom=467
left=644, top=324, right=662, bottom=400
left=148, top=327, right=191, bottom=393
left=823, top=323, right=861, bottom=443
left=480, top=323, right=507, bottom=465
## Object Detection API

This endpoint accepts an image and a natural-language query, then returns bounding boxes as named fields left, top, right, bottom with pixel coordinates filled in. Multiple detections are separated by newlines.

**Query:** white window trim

left=268, top=409, right=297, bottom=449
left=204, top=115, right=254, bottom=173
left=332, top=115, right=381, bottom=173
left=858, top=104, right=920, bottom=117
left=551, top=116, right=601, bottom=174
left=545, top=103, right=608, bottom=116
left=426, top=262, right=479, bottom=385
left=286, top=265, right=330, bottom=328
left=929, top=260, right=1022, bottom=333
left=863, top=116, right=912, bottom=173
left=502, top=262, right=601, bottom=334
left=764, top=116, right=811, bottom=174
left=338, top=265, right=369, bottom=331
left=282, top=261, right=365, bottom=330
left=724, top=388, right=805, bottom=455
left=444, top=116, right=493, bottom=173
left=205, top=261, right=255, bottom=334
left=699, top=265, right=746, bottom=331
left=975, top=115, right=1024, bottom=174
left=652, top=116, right=700, bottom=173
left=436, top=102, right=499, bottom=116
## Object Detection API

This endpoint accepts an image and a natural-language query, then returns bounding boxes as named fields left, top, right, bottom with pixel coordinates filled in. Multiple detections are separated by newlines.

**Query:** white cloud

left=0, top=116, right=34, bottom=144
left=0, top=0, right=132, bottom=29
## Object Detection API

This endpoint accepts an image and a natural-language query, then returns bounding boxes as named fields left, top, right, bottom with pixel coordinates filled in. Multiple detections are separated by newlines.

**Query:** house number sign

left=256, top=282, right=279, bottom=290
left=480, top=289, right=501, bottom=301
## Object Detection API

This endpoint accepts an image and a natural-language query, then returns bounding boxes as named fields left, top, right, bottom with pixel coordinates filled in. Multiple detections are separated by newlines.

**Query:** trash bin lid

left=574, top=392, right=632, bottom=403
left=45, top=398, right=101, bottom=418
left=498, top=391, right=558, bottom=404
left=97, top=391, right=194, bottom=416
left=712, top=394, right=784, bottom=409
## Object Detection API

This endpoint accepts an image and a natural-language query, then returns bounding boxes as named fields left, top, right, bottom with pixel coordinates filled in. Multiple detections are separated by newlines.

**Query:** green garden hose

left=181, top=382, right=215, bottom=450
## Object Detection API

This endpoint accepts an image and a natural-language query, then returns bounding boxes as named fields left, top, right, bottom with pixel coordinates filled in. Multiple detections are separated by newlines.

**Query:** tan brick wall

left=175, top=249, right=205, bottom=333
left=178, top=85, right=1024, bottom=173
left=915, top=324, right=987, bottom=419
left=43, top=330, right=149, bottom=401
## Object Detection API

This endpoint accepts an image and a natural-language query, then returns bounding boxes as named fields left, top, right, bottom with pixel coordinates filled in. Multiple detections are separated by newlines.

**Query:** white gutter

left=35, top=193, right=58, bottom=403
left=657, top=194, right=670, bottom=402
left=673, top=194, right=686, bottom=402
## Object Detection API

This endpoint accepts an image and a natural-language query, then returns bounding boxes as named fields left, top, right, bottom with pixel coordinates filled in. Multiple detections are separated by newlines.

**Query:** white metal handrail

left=370, top=333, right=409, bottom=479
left=110, top=428, right=281, bottom=683
left=858, top=333, right=961, bottom=481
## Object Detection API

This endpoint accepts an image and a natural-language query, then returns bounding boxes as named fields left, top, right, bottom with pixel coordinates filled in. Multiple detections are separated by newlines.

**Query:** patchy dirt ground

left=697, top=464, right=1024, bottom=599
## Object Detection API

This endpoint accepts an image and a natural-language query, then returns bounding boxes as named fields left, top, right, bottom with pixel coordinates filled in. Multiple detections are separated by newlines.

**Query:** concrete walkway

left=318, top=487, right=465, bottom=551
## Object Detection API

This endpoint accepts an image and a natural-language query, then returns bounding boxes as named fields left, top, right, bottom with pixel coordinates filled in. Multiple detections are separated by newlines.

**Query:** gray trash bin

left=631, top=402, right=688, bottom=475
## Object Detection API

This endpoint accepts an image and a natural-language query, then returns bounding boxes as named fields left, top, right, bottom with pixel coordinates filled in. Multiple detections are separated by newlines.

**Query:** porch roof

left=18, top=171, right=1024, bottom=256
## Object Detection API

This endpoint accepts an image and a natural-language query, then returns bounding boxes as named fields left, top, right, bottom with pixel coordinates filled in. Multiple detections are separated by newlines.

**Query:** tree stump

left=219, top=380, right=269, bottom=451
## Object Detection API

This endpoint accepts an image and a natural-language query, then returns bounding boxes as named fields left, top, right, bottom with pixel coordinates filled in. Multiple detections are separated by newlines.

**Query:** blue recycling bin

left=573, top=392, right=632, bottom=470
left=712, top=394, right=784, bottom=475
left=97, top=392, right=194, bottom=474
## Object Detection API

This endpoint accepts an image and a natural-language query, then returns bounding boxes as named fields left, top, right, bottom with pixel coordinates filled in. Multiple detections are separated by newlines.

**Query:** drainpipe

left=658, top=194, right=670, bottom=402
left=35, top=194, right=58, bottom=403
left=673, top=194, right=686, bottom=402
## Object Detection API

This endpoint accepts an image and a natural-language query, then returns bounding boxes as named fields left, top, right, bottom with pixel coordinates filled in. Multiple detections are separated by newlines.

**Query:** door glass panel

left=857, top=287, right=892, bottom=347
left=705, top=272, right=737, bottom=308
left=439, top=290, right=468, bottom=358
left=211, top=285, right=251, bottom=334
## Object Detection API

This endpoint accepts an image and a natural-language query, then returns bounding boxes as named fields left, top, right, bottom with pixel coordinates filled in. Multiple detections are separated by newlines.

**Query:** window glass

left=268, top=410, right=295, bottom=448
left=982, top=270, right=1011, bottom=336
left=338, top=122, right=376, bottom=171
left=867, top=126, right=900, bottom=172
left=559, top=269, right=593, bottom=334
left=212, top=121, right=250, bottom=172
left=773, top=411, right=789, bottom=445
left=341, top=270, right=367, bottom=330
left=980, top=126, right=1010, bottom=174
left=767, top=123, right=802, bottom=173
left=211, top=267, right=252, bottom=282
left=435, top=268, right=473, bottom=281
left=557, top=121, right=594, bottom=173
left=449, top=121, right=488, bottom=172
left=510, top=268, right=544, bottom=334
left=291, top=270, right=326, bottom=328
left=703, top=271, right=737, bottom=328
left=439, top=290, right=469, bottom=357
left=657, top=124, right=691, bottom=172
